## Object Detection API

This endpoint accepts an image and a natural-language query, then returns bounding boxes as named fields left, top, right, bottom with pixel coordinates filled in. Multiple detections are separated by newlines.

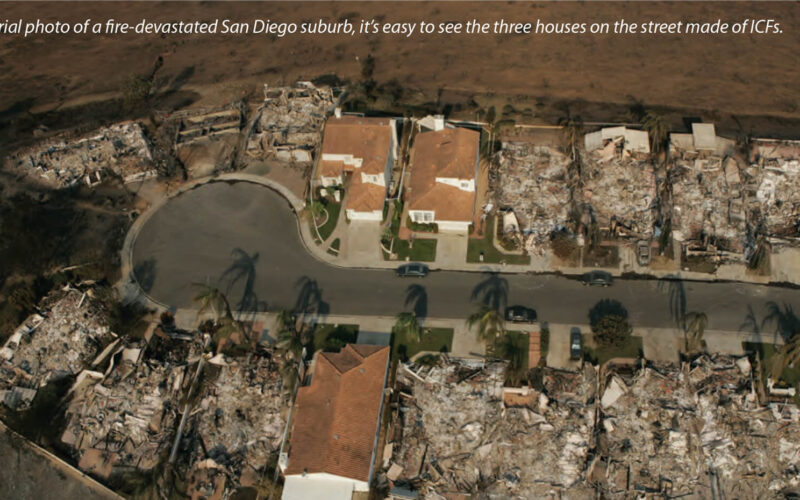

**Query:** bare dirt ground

left=1, top=2, right=798, bottom=129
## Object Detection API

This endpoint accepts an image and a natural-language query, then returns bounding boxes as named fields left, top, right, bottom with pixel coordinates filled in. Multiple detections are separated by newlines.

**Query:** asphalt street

left=132, top=181, right=800, bottom=334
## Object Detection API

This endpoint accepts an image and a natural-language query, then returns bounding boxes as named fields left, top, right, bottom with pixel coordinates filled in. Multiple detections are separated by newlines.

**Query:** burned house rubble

left=0, top=287, right=115, bottom=410
left=175, top=107, right=243, bottom=146
left=494, top=142, right=571, bottom=247
left=747, top=139, right=800, bottom=240
left=60, top=331, right=203, bottom=477
left=246, top=82, right=335, bottom=162
left=387, top=354, right=800, bottom=499
left=5, top=122, right=155, bottom=188
left=387, top=358, right=597, bottom=499
left=668, top=123, right=747, bottom=253
left=595, top=354, right=800, bottom=498
left=583, top=129, right=657, bottom=238
left=185, top=354, right=287, bottom=499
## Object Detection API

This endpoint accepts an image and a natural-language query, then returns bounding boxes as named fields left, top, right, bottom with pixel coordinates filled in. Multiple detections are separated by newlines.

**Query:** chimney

left=434, top=114, right=445, bottom=131
left=334, top=107, right=342, bottom=119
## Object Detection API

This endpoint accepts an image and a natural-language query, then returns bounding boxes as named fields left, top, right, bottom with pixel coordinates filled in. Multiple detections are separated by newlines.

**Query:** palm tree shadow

left=293, top=276, right=330, bottom=325
left=762, top=302, right=800, bottom=344
left=471, top=271, right=509, bottom=311
left=405, top=284, right=428, bottom=320
left=220, top=248, right=266, bottom=321
left=133, top=259, right=157, bottom=294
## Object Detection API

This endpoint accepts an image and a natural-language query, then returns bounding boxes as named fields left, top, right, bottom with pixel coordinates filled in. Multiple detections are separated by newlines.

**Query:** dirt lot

left=1, top=2, right=799, bottom=133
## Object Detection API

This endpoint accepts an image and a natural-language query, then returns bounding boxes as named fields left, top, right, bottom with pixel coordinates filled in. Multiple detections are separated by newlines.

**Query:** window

left=460, top=181, right=470, bottom=189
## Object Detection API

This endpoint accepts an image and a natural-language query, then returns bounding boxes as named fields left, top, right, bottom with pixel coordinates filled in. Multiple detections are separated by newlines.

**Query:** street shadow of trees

left=658, top=274, right=686, bottom=329
left=470, top=271, right=509, bottom=311
left=762, top=302, right=800, bottom=343
left=293, top=276, right=329, bottom=324
left=588, top=299, right=628, bottom=327
left=220, top=248, right=263, bottom=313
left=405, top=284, right=427, bottom=320
left=132, top=259, right=157, bottom=294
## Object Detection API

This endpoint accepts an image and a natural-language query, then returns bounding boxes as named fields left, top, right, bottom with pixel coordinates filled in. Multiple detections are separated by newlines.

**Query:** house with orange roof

left=280, top=344, right=391, bottom=500
left=406, top=124, right=481, bottom=233
left=317, top=113, right=398, bottom=221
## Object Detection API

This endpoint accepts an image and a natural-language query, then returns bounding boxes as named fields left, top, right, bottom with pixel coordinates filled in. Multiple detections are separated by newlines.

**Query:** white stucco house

left=317, top=114, right=398, bottom=221
left=405, top=123, right=481, bottom=233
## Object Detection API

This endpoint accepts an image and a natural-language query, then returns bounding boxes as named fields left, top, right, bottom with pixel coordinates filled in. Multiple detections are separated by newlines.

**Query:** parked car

left=570, top=327, right=583, bottom=360
left=637, top=240, right=651, bottom=266
left=580, top=270, right=613, bottom=287
left=505, top=305, right=537, bottom=323
left=396, top=263, right=429, bottom=278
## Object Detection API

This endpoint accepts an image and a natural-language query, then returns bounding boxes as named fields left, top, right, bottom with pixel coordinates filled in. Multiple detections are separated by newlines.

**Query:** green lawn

left=390, top=238, right=437, bottom=262
left=316, top=199, right=341, bottom=242
left=583, top=335, right=643, bottom=366
left=311, top=324, right=359, bottom=352
left=393, top=327, right=453, bottom=361
left=467, top=216, right=530, bottom=265
left=743, top=342, right=800, bottom=389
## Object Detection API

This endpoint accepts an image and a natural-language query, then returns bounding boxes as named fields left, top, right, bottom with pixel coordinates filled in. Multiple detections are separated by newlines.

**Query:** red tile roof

left=285, top=344, right=390, bottom=482
left=319, top=116, right=394, bottom=213
left=407, top=127, right=480, bottom=223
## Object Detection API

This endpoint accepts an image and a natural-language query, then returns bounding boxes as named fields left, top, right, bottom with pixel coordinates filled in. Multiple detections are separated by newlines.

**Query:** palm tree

left=277, top=320, right=307, bottom=362
left=192, top=283, right=232, bottom=321
left=394, top=312, right=421, bottom=344
left=683, top=311, right=708, bottom=354
left=770, top=335, right=800, bottom=381
left=642, top=110, right=669, bottom=155
left=467, top=304, right=505, bottom=342
left=559, top=116, right=584, bottom=162
left=496, top=333, right=527, bottom=386
left=280, top=358, right=301, bottom=396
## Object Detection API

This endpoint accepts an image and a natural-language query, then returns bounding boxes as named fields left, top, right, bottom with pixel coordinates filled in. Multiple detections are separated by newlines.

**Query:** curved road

left=132, top=181, right=800, bottom=332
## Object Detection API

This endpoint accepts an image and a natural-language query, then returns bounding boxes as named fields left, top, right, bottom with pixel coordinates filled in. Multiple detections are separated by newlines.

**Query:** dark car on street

left=396, top=263, right=429, bottom=277
left=580, top=270, right=613, bottom=287
left=505, top=305, right=537, bottom=323
left=570, top=327, right=583, bottom=360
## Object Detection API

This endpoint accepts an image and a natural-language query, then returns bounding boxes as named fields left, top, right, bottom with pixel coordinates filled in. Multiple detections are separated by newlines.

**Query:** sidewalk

left=172, top=308, right=776, bottom=370
left=296, top=203, right=799, bottom=286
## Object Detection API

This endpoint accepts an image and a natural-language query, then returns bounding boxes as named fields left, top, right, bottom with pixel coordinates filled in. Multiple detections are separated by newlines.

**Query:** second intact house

left=406, top=125, right=481, bottom=233
left=281, top=344, right=391, bottom=500
left=317, top=115, right=398, bottom=221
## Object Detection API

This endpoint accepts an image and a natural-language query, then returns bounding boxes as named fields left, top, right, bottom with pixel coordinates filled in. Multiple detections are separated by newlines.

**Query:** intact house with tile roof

left=406, top=123, right=481, bottom=233
left=316, top=113, right=398, bottom=221
left=280, top=344, right=391, bottom=500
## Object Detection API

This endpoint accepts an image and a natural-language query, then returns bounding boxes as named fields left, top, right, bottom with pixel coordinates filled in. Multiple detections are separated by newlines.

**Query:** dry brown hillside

left=1, top=2, right=799, bottom=124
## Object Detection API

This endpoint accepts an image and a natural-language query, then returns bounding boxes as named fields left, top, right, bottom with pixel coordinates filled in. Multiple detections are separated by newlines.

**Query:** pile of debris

left=0, top=287, right=115, bottom=410
left=747, top=139, right=800, bottom=239
left=583, top=153, right=657, bottom=238
left=175, top=106, right=242, bottom=146
left=247, top=82, right=335, bottom=162
left=669, top=153, right=747, bottom=253
left=185, top=355, right=287, bottom=498
left=60, top=333, right=202, bottom=477
left=5, top=122, right=155, bottom=188
left=668, top=125, right=745, bottom=252
left=494, top=142, right=571, bottom=246
left=387, top=358, right=596, bottom=498
left=595, top=355, right=800, bottom=498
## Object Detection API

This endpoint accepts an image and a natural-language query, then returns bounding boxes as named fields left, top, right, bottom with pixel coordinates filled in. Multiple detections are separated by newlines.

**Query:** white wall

left=437, top=220, right=471, bottom=233
left=346, top=209, right=382, bottom=221
left=321, top=153, right=362, bottom=169
left=434, top=177, right=475, bottom=192
left=409, top=210, right=435, bottom=223
left=320, top=176, right=342, bottom=187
